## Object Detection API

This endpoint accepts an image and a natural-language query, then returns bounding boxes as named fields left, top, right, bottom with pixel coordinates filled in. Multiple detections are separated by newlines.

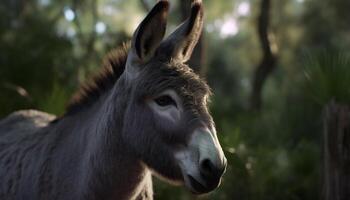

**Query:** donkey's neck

left=53, top=77, right=151, bottom=200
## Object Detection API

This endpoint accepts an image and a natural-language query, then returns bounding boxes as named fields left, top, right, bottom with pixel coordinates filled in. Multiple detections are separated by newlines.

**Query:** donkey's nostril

left=199, top=159, right=217, bottom=178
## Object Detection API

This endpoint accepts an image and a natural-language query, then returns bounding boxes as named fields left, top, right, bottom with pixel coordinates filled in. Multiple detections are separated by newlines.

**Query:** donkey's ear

left=158, top=1, right=203, bottom=63
left=130, top=0, right=169, bottom=63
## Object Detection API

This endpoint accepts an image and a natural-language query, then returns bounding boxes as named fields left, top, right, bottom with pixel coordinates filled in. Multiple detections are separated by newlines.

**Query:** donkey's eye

left=154, top=95, right=176, bottom=107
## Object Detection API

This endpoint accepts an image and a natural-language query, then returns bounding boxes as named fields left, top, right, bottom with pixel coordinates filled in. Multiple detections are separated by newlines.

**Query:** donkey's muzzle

left=178, top=128, right=227, bottom=194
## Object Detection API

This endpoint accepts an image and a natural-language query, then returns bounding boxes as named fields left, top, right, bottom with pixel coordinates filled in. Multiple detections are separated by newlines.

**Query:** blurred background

left=1, top=0, right=350, bottom=199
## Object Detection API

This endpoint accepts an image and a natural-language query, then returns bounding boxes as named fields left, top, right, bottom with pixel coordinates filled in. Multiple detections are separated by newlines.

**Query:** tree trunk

left=250, top=0, right=277, bottom=110
left=179, top=0, right=206, bottom=76
left=323, top=101, right=350, bottom=200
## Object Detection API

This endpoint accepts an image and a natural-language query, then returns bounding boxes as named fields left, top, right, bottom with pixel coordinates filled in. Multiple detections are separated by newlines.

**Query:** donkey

left=0, top=1, right=226, bottom=199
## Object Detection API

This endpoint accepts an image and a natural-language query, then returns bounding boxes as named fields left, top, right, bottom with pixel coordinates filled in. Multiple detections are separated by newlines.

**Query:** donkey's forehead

left=138, top=60, right=211, bottom=98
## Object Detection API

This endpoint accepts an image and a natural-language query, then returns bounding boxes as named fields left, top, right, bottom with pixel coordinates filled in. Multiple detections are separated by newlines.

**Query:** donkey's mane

left=65, top=42, right=130, bottom=115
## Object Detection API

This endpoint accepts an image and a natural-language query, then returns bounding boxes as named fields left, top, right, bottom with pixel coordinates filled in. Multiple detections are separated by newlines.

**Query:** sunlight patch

left=220, top=17, right=239, bottom=38
left=95, top=22, right=107, bottom=34
left=64, top=7, right=75, bottom=22
left=237, top=1, right=250, bottom=17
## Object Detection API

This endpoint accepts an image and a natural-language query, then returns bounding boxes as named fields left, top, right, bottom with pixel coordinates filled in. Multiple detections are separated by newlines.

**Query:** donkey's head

left=121, top=0, right=226, bottom=194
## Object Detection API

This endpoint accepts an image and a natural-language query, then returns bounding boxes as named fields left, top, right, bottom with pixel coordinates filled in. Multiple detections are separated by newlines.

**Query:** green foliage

left=37, top=82, right=72, bottom=116
left=0, top=0, right=76, bottom=117
left=303, top=51, right=350, bottom=105
left=211, top=98, right=321, bottom=200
